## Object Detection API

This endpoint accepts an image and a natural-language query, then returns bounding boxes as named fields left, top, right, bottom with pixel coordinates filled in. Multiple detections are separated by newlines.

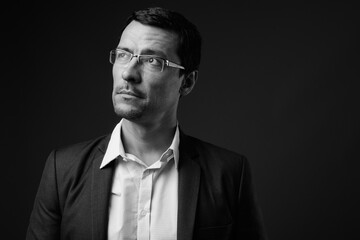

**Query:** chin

left=113, top=105, right=144, bottom=120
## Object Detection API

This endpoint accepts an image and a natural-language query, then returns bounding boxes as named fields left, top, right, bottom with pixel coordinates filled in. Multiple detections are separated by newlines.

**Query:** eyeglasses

left=109, top=48, right=185, bottom=72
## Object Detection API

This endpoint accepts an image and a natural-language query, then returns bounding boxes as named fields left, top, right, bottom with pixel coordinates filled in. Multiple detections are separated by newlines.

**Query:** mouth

left=117, top=89, right=143, bottom=98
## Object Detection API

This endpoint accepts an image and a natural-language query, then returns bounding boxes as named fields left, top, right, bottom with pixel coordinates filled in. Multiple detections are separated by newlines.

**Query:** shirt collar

left=100, top=119, right=180, bottom=169
left=166, top=125, right=180, bottom=168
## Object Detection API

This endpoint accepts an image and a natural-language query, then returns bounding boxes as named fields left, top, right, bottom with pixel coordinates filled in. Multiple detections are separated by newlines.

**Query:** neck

left=121, top=117, right=177, bottom=166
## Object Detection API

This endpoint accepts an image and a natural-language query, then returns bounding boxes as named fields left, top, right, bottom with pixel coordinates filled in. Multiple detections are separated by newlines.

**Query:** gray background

left=3, top=0, right=359, bottom=239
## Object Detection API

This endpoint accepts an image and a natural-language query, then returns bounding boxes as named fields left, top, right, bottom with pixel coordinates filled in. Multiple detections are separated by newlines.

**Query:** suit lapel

left=177, top=133, right=201, bottom=240
left=91, top=136, right=115, bottom=240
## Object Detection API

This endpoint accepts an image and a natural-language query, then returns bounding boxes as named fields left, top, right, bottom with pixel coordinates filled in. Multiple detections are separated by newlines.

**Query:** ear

left=179, top=70, right=198, bottom=96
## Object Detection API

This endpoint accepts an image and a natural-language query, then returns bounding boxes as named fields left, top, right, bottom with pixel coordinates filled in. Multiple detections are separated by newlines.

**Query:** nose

left=121, top=57, right=141, bottom=83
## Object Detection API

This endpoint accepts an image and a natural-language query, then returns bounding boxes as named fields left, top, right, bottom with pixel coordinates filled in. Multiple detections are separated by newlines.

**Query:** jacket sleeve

left=26, top=150, right=61, bottom=240
left=234, top=158, right=268, bottom=240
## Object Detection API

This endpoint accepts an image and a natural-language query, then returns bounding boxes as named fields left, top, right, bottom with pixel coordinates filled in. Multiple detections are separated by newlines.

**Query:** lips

left=117, top=89, right=143, bottom=98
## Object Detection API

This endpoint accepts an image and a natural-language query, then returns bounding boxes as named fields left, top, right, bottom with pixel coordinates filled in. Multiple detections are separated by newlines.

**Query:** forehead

left=118, top=21, right=179, bottom=58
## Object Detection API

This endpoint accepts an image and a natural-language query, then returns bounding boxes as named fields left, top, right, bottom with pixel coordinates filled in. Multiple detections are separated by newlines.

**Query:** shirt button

left=140, top=210, right=147, bottom=216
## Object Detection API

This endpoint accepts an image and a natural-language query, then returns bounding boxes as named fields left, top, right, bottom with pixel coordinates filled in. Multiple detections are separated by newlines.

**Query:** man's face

left=112, top=20, right=184, bottom=123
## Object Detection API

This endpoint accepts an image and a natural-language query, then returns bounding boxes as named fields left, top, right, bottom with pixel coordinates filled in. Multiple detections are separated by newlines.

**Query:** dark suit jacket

left=27, top=131, right=267, bottom=240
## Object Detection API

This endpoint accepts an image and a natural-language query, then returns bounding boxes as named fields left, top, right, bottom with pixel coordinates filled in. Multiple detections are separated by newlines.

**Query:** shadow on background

left=3, top=1, right=359, bottom=239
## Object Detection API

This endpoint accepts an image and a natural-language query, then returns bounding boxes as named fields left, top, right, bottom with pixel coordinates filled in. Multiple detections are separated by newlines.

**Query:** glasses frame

left=109, top=48, right=185, bottom=72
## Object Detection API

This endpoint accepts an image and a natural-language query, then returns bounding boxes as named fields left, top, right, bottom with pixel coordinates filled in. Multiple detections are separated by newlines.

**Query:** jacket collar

left=177, top=131, right=201, bottom=240
left=91, top=134, right=113, bottom=240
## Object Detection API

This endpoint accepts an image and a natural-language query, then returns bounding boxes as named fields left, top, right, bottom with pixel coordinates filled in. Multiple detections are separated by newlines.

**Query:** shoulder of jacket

left=49, top=134, right=110, bottom=167
left=182, top=134, right=247, bottom=162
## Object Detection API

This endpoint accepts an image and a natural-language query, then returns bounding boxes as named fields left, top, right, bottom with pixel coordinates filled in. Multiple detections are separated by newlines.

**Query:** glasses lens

left=116, top=50, right=131, bottom=63
left=109, top=49, right=167, bottom=72
left=109, top=50, right=117, bottom=64
left=140, top=56, right=165, bottom=72
left=110, top=49, right=132, bottom=65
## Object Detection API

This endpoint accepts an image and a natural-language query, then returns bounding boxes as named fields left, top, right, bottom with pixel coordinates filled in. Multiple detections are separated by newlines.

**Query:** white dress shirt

left=100, top=119, right=179, bottom=240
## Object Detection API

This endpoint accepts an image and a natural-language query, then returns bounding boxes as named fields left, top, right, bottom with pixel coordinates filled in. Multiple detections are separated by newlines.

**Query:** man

left=27, top=7, right=267, bottom=240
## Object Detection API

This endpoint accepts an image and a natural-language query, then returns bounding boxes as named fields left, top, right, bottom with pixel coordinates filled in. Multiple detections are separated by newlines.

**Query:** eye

left=117, top=52, right=128, bottom=59
left=147, top=57, right=162, bottom=66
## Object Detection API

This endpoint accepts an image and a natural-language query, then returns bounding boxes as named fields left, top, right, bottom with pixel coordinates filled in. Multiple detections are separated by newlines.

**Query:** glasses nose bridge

left=129, top=53, right=141, bottom=64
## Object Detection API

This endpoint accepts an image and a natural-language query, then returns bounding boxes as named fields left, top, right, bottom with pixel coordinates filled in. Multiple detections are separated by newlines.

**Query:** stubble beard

left=113, top=98, right=147, bottom=121
left=114, top=107, right=143, bottom=120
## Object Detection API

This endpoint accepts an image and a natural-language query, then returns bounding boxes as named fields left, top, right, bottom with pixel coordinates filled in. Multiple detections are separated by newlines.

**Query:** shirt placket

left=137, top=169, right=153, bottom=240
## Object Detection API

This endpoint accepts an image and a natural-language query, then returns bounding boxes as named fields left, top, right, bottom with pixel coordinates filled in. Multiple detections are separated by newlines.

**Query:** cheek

left=150, top=79, right=181, bottom=102
left=112, top=66, right=121, bottom=84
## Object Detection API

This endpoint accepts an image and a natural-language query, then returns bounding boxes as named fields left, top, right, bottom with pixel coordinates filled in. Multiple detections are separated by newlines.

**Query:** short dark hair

left=123, top=7, right=202, bottom=76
